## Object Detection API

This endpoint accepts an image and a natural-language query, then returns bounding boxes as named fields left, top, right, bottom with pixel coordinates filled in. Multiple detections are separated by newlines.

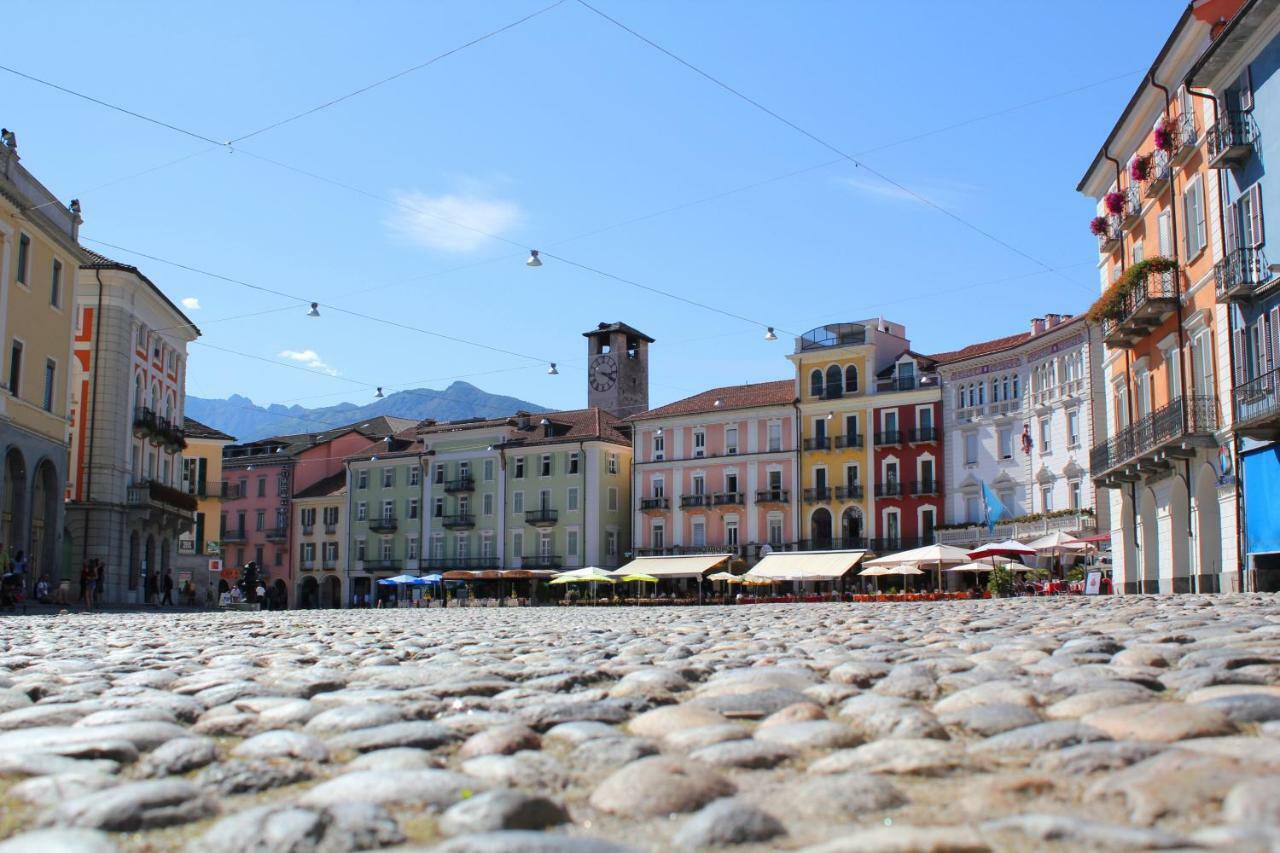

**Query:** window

left=998, top=428, right=1013, bottom=460
left=1184, top=178, right=1207, bottom=257
left=767, top=516, right=783, bottom=546
left=42, top=359, right=54, bottom=412
left=50, top=260, right=62, bottom=308
left=325, top=541, right=339, bottom=563
left=768, top=422, right=782, bottom=452
left=918, top=407, right=933, bottom=434
left=1158, top=209, right=1172, bottom=257
left=885, top=461, right=899, bottom=486
left=457, top=533, right=472, bottom=559
left=567, top=529, right=579, bottom=557
left=653, top=476, right=665, bottom=498
left=16, top=234, right=29, bottom=285
left=919, top=459, right=934, bottom=489
left=324, top=506, right=339, bottom=526
left=302, top=542, right=316, bottom=562
left=809, top=369, right=823, bottom=398
left=358, top=470, right=368, bottom=489
left=483, top=493, right=494, bottom=515
left=458, top=495, right=470, bottom=516
left=1131, top=240, right=1144, bottom=265
left=301, top=507, right=316, bottom=528
left=768, top=469, right=782, bottom=491
left=537, top=531, right=552, bottom=557
left=885, top=511, right=900, bottom=543
left=568, top=452, right=579, bottom=474
left=1039, top=418, right=1051, bottom=453
left=606, top=530, right=618, bottom=557
left=1067, top=411, right=1080, bottom=447
left=693, top=431, right=706, bottom=458
left=255, top=509, right=265, bottom=530
left=567, top=487, right=579, bottom=511
left=480, top=535, right=494, bottom=561
left=407, top=537, right=419, bottom=560
left=540, top=454, right=552, bottom=477
left=965, top=433, right=978, bottom=466
left=726, top=518, right=739, bottom=546
left=512, top=530, right=523, bottom=561
left=6, top=339, right=20, bottom=397
left=433, top=497, right=444, bottom=518
left=725, top=472, right=739, bottom=495
left=406, top=498, right=419, bottom=519
left=382, top=468, right=395, bottom=488
left=538, top=488, right=551, bottom=509
left=257, top=477, right=266, bottom=497
left=1164, top=347, right=1182, bottom=401
left=897, top=362, right=915, bottom=389
left=653, top=433, right=665, bottom=460
left=921, top=508, right=936, bottom=543
left=845, top=364, right=859, bottom=394
left=825, top=365, right=843, bottom=397
left=356, top=502, right=367, bottom=521
left=513, top=491, right=524, bottom=513
left=409, top=466, right=420, bottom=486
left=692, top=474, right=705, bottom=495
left=883, top=410, right=898, bottom=435
left=965, top=497, right=981, bottom=524
left=608, top=453, right=618, bottom=474
left=691, top=518, right=706, bottom=546
left=434, top=464, right=445, bottom=485
left=381, top=537, right=394, bottom=560
left=1041, top=486, right=1053, bottom=512
left=725, top=426, right=738, bottom=455
left=1070, top=481, right=1082, bottom=511
left=607, top=487, right=619, bottom=511
left=514, top=457, right=525, bottom=479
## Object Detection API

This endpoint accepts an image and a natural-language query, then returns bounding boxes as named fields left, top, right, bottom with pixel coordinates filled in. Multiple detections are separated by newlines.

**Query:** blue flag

left=981, top=481, right=1009, bottom=532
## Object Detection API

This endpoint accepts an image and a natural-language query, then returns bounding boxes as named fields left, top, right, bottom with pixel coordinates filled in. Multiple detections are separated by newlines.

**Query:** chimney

left=1045, top=313, right=1061, bottom=328
left=1031, top=318, right=1047, bottom=336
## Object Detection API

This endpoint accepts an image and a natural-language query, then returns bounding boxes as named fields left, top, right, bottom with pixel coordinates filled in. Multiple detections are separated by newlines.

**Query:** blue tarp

left=1243, top=445, right=1280, bottom=554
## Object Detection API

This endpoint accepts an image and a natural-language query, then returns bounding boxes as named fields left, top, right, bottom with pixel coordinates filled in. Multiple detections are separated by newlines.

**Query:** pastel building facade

left=1081, top=2, right=1243, bottom=594
left=869, top=351, right=943, bottom=552
left=347, top=433, right=425, bottom=604
left=933, top=315, right=1105, bottom=544
left=65, top=252, right=198, bottom=603
left=630, top=380, right=798, bottom=562
left=292, top=471, right=347, bottom=608
left=0, top=135, right=80, bottom=583
left=176, top=417, right=235, bottom=596
left=1189, top=0, right=1280, bottom=590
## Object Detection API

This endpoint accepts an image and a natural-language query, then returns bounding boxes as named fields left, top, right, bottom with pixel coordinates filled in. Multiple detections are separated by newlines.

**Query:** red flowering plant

left=1090, top=216, right=1110, bottom=236
left=1104, top=191, right=1126, bottom=215
left=1153, top=118, right=1175, bottom=153
left=1130, top=154, right=1152, bottom=182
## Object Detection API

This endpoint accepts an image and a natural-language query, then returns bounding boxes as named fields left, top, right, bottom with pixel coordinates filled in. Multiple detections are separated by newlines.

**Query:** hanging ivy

left=1087, top=257, right=1179, bottom=324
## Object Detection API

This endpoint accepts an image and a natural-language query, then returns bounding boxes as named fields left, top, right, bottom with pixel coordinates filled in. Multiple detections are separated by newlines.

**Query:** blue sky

left=5, top=1, right=1180, bottom=416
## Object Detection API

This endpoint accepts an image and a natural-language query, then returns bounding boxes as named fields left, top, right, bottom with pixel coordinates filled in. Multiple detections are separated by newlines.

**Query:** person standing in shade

left=80, top=560, right=96, bottom=611
left=145, top=571, right=158, bottom=606
left=161, top=571, right=174, bottom=606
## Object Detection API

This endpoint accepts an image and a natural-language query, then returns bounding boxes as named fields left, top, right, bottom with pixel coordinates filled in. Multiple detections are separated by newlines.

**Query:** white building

left=933, top=314, right=1106, bottom=544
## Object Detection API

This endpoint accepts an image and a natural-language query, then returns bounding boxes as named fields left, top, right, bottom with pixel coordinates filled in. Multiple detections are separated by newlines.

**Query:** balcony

left=126, top=479, right=197, bottom=529
left=1090, top=395, right=1218, bottom=486
left=321, top=559, right=338, bottom=570
left=1120, top=185, right=1143, bottom=230
left=523, top=554, right=562, bottom=570
left=803, top=436, right=832, bottom=451
left=444, top=477, right=475, bottom=494
left=799, top=323, right=867, bottom=351
left=324, top=523, right=337, bottom=535
left=912, top=479, right=940, bottom=496
left=834, top=434, right=864, bottom=449
left=221, top=528, right=247, bottom=543
left=877, top=377, right=920, bottom=393
left=868, top=537, right=930, bottom=554
left=937, top=511, right=1098, bottom=546
left=132, top=406, right=157, bottom=438
left=1207, top=112, right=1257, bottom=169
left=1100, top=266, right=1180, bottom=349
left=525, top=507, right=559, bottom=526
left=1215, top=247, right=1271, bottom=303
left=1097, top=215, right=1122, bottom=254
left=907, top=427, right=938, bottom=443
left=368, top=513, right=398, bottom=532
left=299, top=560, right=316, bottom=572
left=637, top=545, right=739, bottom=557
left=874, top=481, right=904, bottom=498
left=362, top=559, right=400, bottom=572
left=803, top=487, right=833, bottom=503
left=874, top=430, right=903, bottom=446
left=680, top=494, right=712, bottom=509
left=301, top=524, right=314, bottom=536
left=442, top=514, right=475, bottom=529
left=261, top=526, right=287, bottom=541
left=1169, top=112, right=1198, bottom=166
left=835, top=484, right=864, bottom=501
left=712, top=492, right=744, bottom=506
left=798, top=537, right=867, bottom=552
left=1235, top=368, right=1280, bottom=440
left=433, top=556, right=500, bottom=570
left=639, top=497, right=670, bottom=511
left=1145, top=150, right=1173, bottom=200
left=755, top=489, right=790, bottom=504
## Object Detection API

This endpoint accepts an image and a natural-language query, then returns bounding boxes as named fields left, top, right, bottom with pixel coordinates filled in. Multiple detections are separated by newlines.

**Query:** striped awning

left=612, top=554, right=732, bottom=578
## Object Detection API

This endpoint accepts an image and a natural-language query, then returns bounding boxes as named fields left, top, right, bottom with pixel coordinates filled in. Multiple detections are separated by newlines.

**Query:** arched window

left=978, top=383, right=986, bottom=405
left=825, top=365, right=843, bottom=398
left=991, top=379, right=1000, bottom=402
left=809, top=369, right=824, bottom=399
left=845, top=365, right=859, bottom=394
left=150, top=384, right=159, bottom=412
left=955, top=388, right=964, bottom=409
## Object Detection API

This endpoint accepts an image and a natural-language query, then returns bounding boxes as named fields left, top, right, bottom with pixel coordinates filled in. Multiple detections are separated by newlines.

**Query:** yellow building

left=176, top=417, right=235, bottom=600
left=0, top=131, right=83, bottom=581
left=789, top=323, right=875, bottom=548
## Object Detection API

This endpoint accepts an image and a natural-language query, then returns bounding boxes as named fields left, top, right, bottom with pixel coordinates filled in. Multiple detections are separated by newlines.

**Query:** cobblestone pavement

left=2, top=596, right=1280, bottom=851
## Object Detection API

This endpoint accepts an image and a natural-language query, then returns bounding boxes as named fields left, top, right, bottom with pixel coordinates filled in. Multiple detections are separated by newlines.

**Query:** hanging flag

left=981, top=481, right=1009, bottom=533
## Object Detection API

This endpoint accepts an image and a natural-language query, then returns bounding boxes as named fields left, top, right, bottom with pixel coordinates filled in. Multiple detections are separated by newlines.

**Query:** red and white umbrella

left=968, top=539, right=1036, bottom=561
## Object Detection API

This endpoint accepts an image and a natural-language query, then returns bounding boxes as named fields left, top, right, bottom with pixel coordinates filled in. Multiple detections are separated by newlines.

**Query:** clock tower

left=583, top=321, right=653, bottom=418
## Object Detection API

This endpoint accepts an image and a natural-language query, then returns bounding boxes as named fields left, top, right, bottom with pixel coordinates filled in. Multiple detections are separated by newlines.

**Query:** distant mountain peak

left=186, top=385, right=548, bottom=443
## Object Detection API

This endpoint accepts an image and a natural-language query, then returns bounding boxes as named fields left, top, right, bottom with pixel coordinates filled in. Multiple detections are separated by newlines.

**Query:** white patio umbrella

left=553, top=567, right=615, bottom=581
left=1026, top=531, right=1088, bottom=580
left=864, top=543, right=970, bottom=591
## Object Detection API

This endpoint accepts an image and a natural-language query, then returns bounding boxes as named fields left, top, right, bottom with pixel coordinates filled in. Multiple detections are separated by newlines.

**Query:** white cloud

left=180, top=297, right=201, bottom=310
left=385, top=190, right=522, bottom=253
left=279, top=349, right=338, bottom=376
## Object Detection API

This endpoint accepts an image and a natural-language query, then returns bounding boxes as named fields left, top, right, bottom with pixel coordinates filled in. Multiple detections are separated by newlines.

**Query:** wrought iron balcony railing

left=1100, top=265, right=1180, bottom=349
left=442, top=514, right=475, bottom=529
left=755, top=489, right=790, bottom=504
left=835, top=484, right=864, bottom=500
left=712, top=492, right=744, bottom=506
left=368, top=513, right=398, bottom=532
left=802, top=487, right=833, bottom=502
left=834, top=434, right=864, bottom=449
left=1090, top=395, right=1218, bottom=483
left=803, top=436, right=831, bottom=451
left=524, top=507, right=559, bottom=526
left=444, top=477, right=475, bottom=493
left=680, top=494, right=712, bottom=508
left=1215, top=247, right=1271, bottom=303
left=1235, top=367, right=1280, bottom=440
left=874, top=430, right=903, bottom=446
left=1207, top=111, right=1258, bottom=169
left=874, top=481, right=903, bottom=498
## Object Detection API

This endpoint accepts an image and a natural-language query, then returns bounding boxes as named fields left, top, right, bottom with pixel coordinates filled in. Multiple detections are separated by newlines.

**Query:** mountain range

left=185, top=381, right=549, bottom=443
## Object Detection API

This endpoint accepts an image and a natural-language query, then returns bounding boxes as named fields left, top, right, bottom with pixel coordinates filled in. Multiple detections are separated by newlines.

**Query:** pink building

left=630, top=381, right=798, bottom=564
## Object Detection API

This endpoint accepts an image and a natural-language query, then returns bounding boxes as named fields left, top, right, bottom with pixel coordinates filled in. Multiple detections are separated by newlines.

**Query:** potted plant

left=1104, top=191, right=1126, bottom=215
left=1153, top=117, right=1175, bottom=153
left=1130, top=154, right=1152, bottom=182
left=1090, top=216, right=1110, bottom=236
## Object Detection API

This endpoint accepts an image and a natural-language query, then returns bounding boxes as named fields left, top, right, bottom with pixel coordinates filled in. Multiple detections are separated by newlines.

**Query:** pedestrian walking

left=161, top=571, right=174, bottom=606
left=80, top=560, right=96, bottom=611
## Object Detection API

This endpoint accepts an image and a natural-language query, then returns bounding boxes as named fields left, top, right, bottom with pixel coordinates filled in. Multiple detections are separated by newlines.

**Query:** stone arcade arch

left=810, top=507, right=833, bottom=548
left=1139, top=488, right=1159, bottom=594
left=1195, top=463, right=1223, bottom=593
left=1170, top=476, right=1191, bottom=593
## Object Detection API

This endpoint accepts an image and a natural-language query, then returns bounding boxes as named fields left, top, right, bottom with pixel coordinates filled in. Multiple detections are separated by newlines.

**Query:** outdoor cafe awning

left=613, top=554, right=732, bottom=578
left=746, top=550, right=867, bottom=581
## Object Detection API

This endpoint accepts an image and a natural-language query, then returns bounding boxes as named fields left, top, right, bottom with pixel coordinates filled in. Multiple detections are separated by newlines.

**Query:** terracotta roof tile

left=631, top=380, right=796, bottom=421
left=294, top=471, right=347, bottom=499
left=182, top=417, right=235, bottom=442
left=928, top=315, right=1085, bottom=365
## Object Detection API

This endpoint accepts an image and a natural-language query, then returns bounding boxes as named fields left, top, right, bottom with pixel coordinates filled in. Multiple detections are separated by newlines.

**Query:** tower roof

left=582, top=321, right=654, bottom=343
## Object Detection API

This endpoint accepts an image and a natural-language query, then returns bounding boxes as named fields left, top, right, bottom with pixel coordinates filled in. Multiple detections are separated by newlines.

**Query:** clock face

left=590, top=354, right=618, bottom=392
